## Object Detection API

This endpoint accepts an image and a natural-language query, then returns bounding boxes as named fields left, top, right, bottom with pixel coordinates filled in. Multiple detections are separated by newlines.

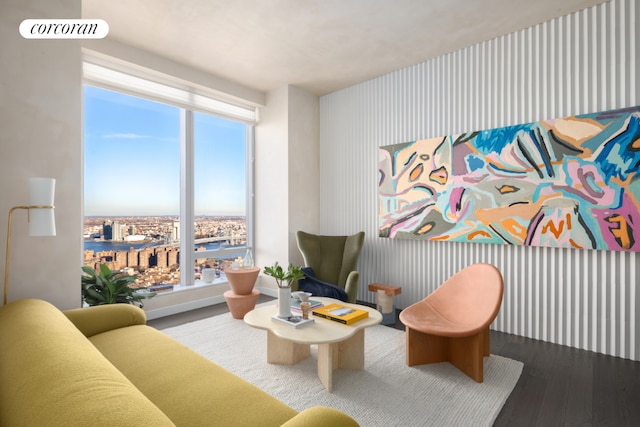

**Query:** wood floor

left=147, top=296, right=640, bottom=426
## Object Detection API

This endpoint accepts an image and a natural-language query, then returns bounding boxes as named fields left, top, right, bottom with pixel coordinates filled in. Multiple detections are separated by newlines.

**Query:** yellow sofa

left=0, top=299, right=358, bottom=426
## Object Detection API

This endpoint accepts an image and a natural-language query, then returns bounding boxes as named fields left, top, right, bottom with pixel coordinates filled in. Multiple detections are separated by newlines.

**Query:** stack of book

left=290, top=298, right=323, bottom=313
left=312, top=303, right=369, bottom=325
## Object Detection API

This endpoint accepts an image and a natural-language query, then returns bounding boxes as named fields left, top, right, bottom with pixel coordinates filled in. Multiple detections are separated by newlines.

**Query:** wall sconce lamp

left=4, top=177, right=56, bottom=305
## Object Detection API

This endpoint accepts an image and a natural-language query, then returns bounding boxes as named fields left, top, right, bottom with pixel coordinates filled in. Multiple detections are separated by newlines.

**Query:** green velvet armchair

left=295, top=231, right=365, bottom=303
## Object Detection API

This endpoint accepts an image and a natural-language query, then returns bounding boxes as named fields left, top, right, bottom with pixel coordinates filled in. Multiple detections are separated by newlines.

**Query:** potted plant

left=263, top=261, right=304, bottom=288
left=81, top=264, right=156, bottom=308
left=263, top=262, right=305, bottom=318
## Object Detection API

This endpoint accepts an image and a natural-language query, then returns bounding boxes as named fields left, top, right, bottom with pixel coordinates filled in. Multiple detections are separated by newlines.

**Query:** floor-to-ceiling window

left=82, top=62, right=255, bottom=292
left=193, top=111, right=250, bottom=284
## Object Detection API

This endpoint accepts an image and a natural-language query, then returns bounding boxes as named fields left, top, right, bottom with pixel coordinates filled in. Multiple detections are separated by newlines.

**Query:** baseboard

left=144, top=295, right=225, bottom=320
left=258, top=286, right=277, bottom=298
left=145, top=286, right=278, bottom=320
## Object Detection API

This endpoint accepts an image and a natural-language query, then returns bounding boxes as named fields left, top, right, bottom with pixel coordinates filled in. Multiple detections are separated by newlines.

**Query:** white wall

left=320, top=0, right=639, bottom=360
left=255, top=86, right=290, bottom=291
left=287, top=85, right=320, bottom=266
left=0, top=0, right=83, bottom=310
left=255, top=85, right=320, bottom=291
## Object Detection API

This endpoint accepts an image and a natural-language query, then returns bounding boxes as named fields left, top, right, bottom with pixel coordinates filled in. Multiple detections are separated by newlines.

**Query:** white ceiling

left=83, top=0, right=607, bottom=96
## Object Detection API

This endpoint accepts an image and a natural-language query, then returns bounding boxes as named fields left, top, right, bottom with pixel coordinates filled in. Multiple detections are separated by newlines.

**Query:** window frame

left=82, top=56, right=256, bottom=288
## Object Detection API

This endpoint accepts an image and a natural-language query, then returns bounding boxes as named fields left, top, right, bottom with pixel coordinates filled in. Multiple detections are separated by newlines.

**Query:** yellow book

left=312, top=303, right=369, bottom=325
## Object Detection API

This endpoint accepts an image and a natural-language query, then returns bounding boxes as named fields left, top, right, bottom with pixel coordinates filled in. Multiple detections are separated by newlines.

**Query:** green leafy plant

left=81, top=264, right=156, bottom=308
left=263, top=262, right=304, bottom=288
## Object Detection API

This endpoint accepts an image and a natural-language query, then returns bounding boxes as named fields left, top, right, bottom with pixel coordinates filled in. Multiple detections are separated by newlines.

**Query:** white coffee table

left=244, top=297, right=382, bottom=392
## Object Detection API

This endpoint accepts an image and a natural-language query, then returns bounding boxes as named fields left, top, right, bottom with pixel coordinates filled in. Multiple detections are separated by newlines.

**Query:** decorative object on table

left=312, top=303, right=369, bottom=325
left=263, top=262, right=304, bottom=288
left=379, top=105, right=640, bottom=253
left=223, top=266, right=260, bottom=319
left=295, top=231, right=365, bottom=303
left=399, top=263, right=504, bottom=383
left=291, top=291, right=312, bottom=302
left=4, top=177, right=56, bottom=305
left=81, top=264, right=156, bottom=308
left=277, top=287, right=292, bottom=318
left=368, top=283, right=402, bottom=325
left=263, top=262, right=304, bottom=319
left=270, top=313, right=314, bottom=328
left=299, top=302, right=311, bottom=319
left=202, top=268, right=216, bottom=283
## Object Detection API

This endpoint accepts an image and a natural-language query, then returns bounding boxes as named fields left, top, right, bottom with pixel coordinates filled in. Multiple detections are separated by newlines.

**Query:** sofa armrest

left=344, top=270, right=359, bottom=303
left=63, top=303, right=147, bottom=337
left=281, top=406, right=359, bottom=427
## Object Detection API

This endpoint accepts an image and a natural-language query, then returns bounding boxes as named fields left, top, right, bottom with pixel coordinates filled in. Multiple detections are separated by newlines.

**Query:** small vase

left=277, top=287, right=292, bottom=318
left=243, top=247, right=254, bottom=268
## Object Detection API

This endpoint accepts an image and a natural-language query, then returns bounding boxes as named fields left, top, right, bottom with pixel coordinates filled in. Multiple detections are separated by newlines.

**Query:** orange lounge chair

left=399, top=263, right=504, bottom=382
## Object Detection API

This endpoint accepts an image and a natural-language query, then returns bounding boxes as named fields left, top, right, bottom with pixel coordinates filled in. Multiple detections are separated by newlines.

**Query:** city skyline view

left=83, top=214, right=247, bottom=288
left=83, top=214, right=247, bottom=242
left=83, top=85, right=247, bottom=217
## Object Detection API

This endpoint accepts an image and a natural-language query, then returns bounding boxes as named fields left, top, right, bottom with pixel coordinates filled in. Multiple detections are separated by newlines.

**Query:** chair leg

left=448, top=333, right=484, bottom=382
left=405, top=328, right=486, bottom=382
left=405, top=327, right=448, bottom=366
left=483, top=326, right=491, bottom=356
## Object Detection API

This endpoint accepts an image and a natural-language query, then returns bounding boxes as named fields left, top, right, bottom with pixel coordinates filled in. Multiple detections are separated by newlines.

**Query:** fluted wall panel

left=319, top=0, right=639, bottom=360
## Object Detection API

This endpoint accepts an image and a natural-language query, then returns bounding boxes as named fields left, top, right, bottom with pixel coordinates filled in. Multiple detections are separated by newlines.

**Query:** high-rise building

left=112, top=221, right=124, bottom=241
left=172, top=221, right=180, bottom=242
left=103, top=221, right=113, bottom=240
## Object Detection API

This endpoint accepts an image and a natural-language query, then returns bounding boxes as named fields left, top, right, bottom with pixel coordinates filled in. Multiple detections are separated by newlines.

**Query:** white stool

left=368, top=283, right=402, bottom=325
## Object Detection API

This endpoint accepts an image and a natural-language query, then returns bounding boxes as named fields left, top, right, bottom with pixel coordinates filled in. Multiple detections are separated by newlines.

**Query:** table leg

left=266, top=331, right=310, bottom=364
left=317, top=329, right=365, bottom=392
left=317, top=342, right=337, bottom=392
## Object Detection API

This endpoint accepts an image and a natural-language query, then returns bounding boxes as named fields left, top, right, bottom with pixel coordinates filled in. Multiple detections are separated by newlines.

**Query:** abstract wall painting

left=378, top=106, right=640, bottom=252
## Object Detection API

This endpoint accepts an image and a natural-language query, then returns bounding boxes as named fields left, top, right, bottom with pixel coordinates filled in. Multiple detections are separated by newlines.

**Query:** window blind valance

left=83, top=62, right=258, bottom=124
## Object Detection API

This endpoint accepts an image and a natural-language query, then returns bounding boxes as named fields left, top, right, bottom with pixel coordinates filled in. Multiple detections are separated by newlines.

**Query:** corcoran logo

left=20, top=19, right=109, bottom=39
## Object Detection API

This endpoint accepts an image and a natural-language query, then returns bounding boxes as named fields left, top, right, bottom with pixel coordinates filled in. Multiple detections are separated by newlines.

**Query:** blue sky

left=84, top=86, right=246, bottom=216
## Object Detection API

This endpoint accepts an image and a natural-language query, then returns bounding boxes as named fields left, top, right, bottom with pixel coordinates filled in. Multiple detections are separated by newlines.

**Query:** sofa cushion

left=89, top=324, right=299, bottom=427
left=0, top=299, right=175, bottom=427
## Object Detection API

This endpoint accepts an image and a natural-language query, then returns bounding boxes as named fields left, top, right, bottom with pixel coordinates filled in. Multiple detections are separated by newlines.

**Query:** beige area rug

left=161, top=304, right=523, bottom=427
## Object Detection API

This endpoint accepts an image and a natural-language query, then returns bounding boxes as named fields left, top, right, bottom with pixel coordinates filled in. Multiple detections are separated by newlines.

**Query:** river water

left=84, top=241, right=224, bottom=252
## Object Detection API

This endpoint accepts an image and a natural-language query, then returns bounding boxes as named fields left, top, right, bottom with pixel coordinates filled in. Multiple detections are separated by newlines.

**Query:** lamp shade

left=28, top=177, right=56, bottom=237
